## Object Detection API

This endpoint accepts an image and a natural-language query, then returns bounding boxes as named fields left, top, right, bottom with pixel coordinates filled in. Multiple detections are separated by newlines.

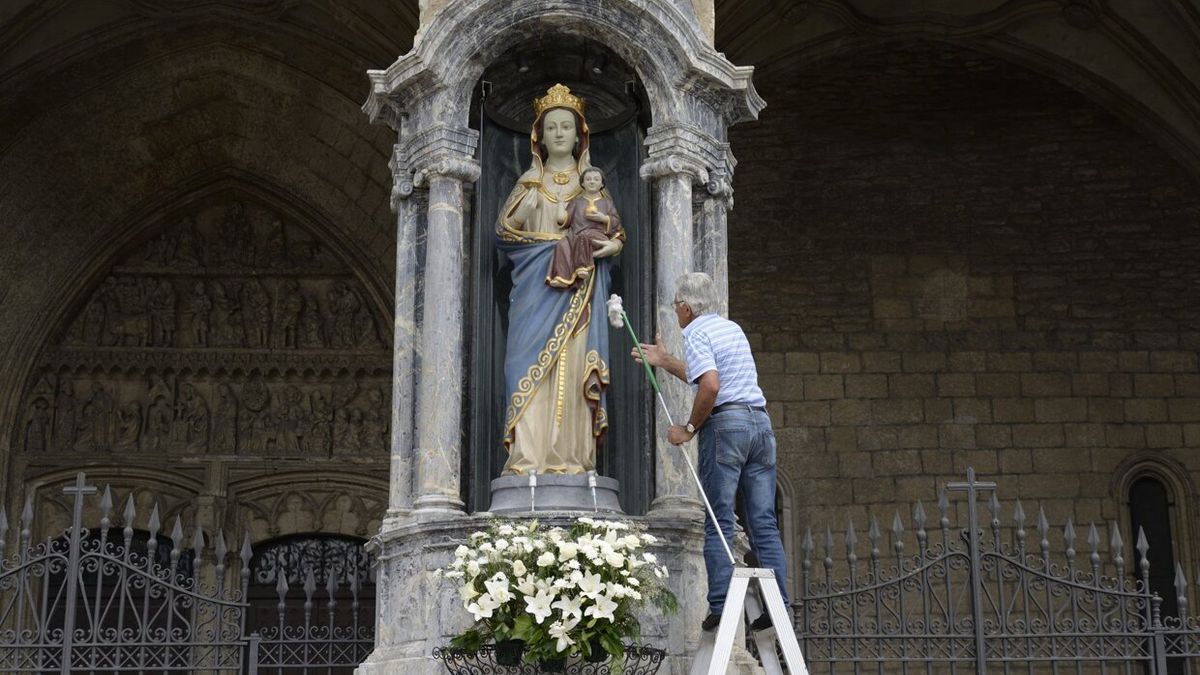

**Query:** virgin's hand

left=591, top=238, right=623, bottom=259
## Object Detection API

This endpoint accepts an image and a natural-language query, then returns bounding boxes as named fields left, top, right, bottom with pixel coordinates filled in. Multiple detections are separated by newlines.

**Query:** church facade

left=1, top=0, right=1199, bottom=669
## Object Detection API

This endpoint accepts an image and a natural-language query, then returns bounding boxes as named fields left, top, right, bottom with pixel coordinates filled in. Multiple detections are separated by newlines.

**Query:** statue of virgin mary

left=495, top=84, right=625, bottom=475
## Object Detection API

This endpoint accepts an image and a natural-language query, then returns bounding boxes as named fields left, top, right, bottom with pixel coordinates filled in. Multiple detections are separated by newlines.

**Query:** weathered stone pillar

left=411, top=154, right=479, bottom=514
left=384, top=143, right=423, bottom=524
left=641, top=152, right=710, bottom=517
left=693, top=146, right=735, bottom=316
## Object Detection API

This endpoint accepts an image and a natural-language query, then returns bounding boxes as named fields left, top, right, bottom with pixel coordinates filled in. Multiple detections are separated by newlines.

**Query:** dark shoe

left=702, top=613, right=721, bottom=632
left=750, top=613, right=773, bottom=632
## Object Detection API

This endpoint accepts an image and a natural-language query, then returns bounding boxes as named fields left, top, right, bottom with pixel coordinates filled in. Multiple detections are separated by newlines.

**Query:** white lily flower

left=454, top=545, right=471, bottom=559
left=459, top=582, right=478, bottom=602
left=552, top=594, right=584, bottom=622
left=512, top=560, right=527, bottom=577
left=577, top=572, right=605, bottom=599
left=497, top=524, right=515, bottom=536
left=466, top=560, right=480, bottom=577
left=584, top=593, right=619, bottom=622
left=643, top=552, right=658, bottom=564
left=467, top=592, right=500, bottom=621
left=548, top=617, right=579, bottom=652
left=516, top=576, right=537, bottom=596
left=524, top=588, right=556, bottom=624
left=485, top=574, right=512, bottom=603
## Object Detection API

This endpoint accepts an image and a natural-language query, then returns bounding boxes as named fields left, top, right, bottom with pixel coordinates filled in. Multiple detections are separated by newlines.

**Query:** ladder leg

left=757, top=577, right=809, bottom=675
left=746, top=588, right=785, bottom=675
left=706, top=575, right=751, bottom=675
left=689, top=629, right=717, bottom=675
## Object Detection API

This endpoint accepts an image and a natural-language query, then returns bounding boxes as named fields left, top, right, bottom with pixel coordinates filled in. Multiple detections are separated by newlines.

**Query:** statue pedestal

left=357, top=511, right=709, bottom=675
left=488, top=473, right=623, bottom=514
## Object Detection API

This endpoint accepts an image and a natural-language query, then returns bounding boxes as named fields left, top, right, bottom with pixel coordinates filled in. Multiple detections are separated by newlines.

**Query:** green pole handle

left=620, top=310, right=662, bottom=395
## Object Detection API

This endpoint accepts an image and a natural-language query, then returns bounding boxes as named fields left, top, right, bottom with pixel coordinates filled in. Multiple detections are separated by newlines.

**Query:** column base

left=649, top=494, right=704, bottom=520
left=412, top=494, right=465, bottom=513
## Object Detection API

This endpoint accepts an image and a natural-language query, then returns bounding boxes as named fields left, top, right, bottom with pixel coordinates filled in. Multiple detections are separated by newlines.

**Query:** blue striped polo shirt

left=681, top=313, right=767, bottom=407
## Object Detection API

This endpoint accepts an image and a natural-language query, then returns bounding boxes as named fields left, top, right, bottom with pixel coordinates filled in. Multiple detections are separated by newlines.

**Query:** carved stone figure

left=106, top=277, right=150, bottom=347
left=281, top=385, right=308, bottom=454
left=178, top=383, right=209, bottom=451
left=24, top=397, right=50, bottom=452
left=305, top=390, right=333, bottom=455
left=76, top=384, right=114, bottom=451
left=81, top=299, right=107, bottom=346
left=333, top=408, right=353, bottom=452
left=217, top=201, right=253, bottom=267
left=185, top=281, right=212, bottom=347
left=144, top=395, right=172, bottom=453
left=210, top=281, right=243, bottom=347
left=328, top=283, right=362, bottom=349
left=114, top=401, right=142, bottom=452
left=241, top=279, right=272, bottom=348
left=321, top=494, right=361, bottom=534
left=54, top=378, right=78, bottom=451
left=364, top=388, right=389, bottom=452
left=174, top=217, right=202, bottom=266
left=298, top=293, right=325, bottom=348
left=240, top=375, right=273, bottom=453
left=495, top=84, right=623, bottom=475
left=148, top=280, right=177, bottom=347
left=276, top=494, right=314, bottom=534
left=264, top=218, right=290, bottom=268
left=275, top=280, right=303, bottom=349
left=212, top=383, right=238, bottom=453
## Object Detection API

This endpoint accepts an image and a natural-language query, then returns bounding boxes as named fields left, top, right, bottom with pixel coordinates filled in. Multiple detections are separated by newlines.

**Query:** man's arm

left=667, top=369, right=720, bottom=445
left=630, top=332, right=687, bottom=382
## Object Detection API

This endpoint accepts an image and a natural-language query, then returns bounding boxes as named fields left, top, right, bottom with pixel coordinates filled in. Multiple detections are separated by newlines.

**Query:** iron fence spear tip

left=0, top=505, right=7, bottom=537
left=149, top=503, right=161, bottom=536
left=216, top=530, right=228, bottom=559
left=891, top=511, right=903, bottom=535
left=21, top=494, right=33, bottom=526
left=192, top=524, right=205, bottom=554
left=100, top=485, right=113, bottom=516
left=1110, top=520, right=1123, bottom=549
left=123, top=493, right=136, bottom=524
left=1136, top=526, right=1149, bottom=555
left=171, top=516, right=184, bottom=547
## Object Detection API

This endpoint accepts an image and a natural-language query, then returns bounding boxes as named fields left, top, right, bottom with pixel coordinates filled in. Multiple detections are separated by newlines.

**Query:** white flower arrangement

left=442, top=518, right=677, bottom=666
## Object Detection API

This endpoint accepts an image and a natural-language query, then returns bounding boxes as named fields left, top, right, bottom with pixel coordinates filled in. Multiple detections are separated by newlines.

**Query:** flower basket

left=433, top=643, right=666, bottom=674
left=439, top=518, right=677, bottom=669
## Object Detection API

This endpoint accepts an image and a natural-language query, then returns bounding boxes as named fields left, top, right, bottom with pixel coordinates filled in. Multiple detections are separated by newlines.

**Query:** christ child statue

left=545, top=167, right=621, bottom=289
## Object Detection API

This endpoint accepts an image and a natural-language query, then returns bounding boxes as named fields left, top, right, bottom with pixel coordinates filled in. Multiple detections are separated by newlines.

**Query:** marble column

left=641, top=155, right=708, bottom=517
left=384, top=146, right=423, bottom=524
left=411, top=156, right=480, bottom=514
left=694, top=176, right=732, bottom=317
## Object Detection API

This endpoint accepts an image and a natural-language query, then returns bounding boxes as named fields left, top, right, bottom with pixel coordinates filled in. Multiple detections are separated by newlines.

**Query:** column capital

left=640, top=153, right=709, bottom=184
left=413, top=153, right=481, bottom=186
left=388, top=144, right=417, bottom=211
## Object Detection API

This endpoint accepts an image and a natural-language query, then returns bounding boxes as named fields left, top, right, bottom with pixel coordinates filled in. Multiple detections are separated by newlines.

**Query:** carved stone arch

left=1111, top=452, right=1198, bottom=578
left=775, top=465, right=799, bottom=601
left=7, top=171, right=394, bottom=489
left=366, top=0, right=762, bottom=132
left=23, top=467, right=204, bottom=542
left=776, top=35, right=1200, bottom=179
left=228, top=471, right=388, bottom=542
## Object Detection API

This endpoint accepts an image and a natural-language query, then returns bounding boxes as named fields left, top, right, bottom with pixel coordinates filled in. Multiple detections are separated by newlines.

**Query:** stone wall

left=727, top=42, right=1200, bottom=559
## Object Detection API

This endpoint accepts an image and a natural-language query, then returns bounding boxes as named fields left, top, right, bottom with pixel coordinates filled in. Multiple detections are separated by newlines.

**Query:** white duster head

left=606, top=294, right=625, bottom=328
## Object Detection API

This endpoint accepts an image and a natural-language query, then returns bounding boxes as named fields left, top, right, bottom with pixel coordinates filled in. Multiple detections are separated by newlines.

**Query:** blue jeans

left=698, top=406, right=790, bottom=614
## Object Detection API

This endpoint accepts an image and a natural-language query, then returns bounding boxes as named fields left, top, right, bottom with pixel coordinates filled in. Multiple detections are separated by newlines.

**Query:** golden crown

left=533, top=83, right=586, bottom=118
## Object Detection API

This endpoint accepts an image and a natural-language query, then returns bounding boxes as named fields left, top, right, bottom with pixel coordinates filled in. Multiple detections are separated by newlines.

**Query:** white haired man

left=632, top=272, right=790, bottom=632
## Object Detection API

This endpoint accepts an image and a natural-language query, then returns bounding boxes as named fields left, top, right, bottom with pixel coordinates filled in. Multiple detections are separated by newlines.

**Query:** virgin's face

left=542, top=108, right=578, bottom=158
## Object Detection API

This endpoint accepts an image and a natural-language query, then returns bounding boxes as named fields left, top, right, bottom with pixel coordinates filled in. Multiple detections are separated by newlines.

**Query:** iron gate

left=797, top=469, right=1200, bottom=674
left=0, top=472, right=374, bottom=673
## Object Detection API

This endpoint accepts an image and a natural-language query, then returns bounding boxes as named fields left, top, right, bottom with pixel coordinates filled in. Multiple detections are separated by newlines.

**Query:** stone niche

left=361, top=0, right=762, bottom=672
left=16, top=195, right=393, bottom=465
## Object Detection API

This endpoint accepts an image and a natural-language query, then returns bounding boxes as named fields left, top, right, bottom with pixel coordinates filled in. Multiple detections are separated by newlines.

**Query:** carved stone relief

left=17, top=199, right=392, bottom=461
left=236, top=488, right=385, bottom=540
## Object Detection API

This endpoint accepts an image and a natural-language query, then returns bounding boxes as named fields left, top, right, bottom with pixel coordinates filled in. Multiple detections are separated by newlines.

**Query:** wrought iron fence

left=796, top=468, right=1200, bottom=674
left=0, top=472, right=374, bottom=674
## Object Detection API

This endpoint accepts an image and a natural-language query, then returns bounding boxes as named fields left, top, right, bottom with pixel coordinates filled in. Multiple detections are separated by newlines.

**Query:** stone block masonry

left=726, top=42, right=1200, bottom=552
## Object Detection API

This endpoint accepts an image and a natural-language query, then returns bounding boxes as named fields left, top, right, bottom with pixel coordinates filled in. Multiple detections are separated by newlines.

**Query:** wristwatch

left=685, top=422, right=696, bottom=434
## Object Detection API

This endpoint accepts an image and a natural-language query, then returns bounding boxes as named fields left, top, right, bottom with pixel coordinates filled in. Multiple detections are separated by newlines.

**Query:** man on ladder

left=631, top=273, right=807, bottom=674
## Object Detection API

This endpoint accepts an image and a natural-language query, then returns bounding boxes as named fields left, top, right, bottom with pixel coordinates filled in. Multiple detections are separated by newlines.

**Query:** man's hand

left=631, top=332, right=668, bottom=368
left=667, top=424, right=694, bottom=446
